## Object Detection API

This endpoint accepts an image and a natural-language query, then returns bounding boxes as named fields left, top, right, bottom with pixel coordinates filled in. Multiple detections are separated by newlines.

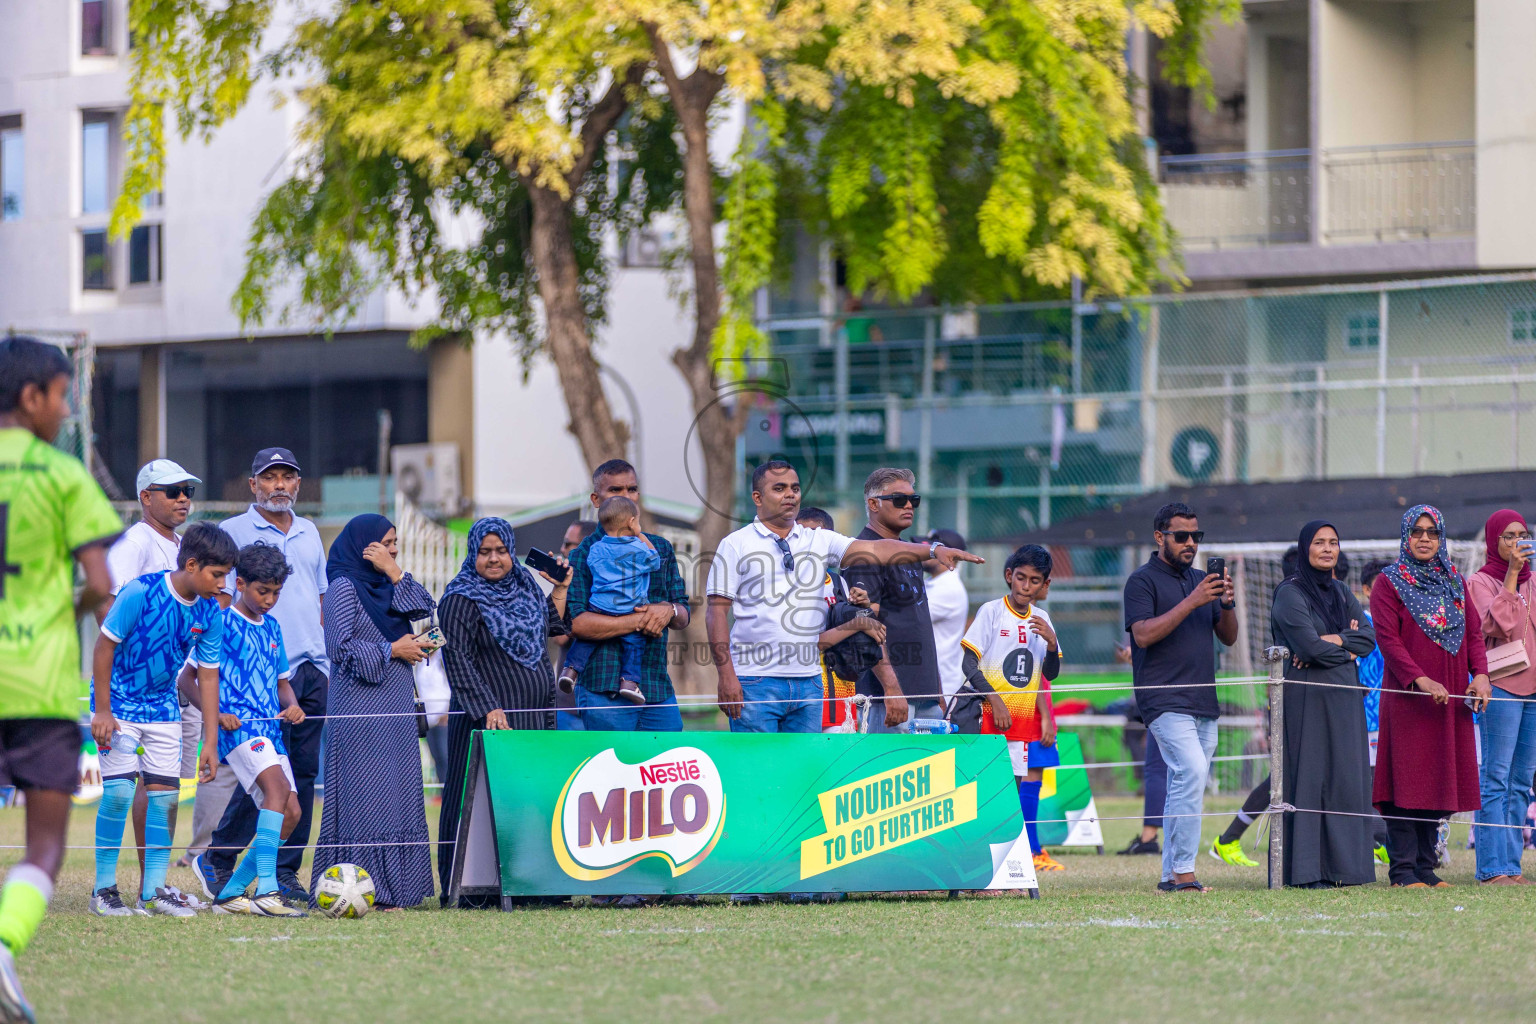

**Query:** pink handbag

left=1488, top=639, right=1530, bottom=681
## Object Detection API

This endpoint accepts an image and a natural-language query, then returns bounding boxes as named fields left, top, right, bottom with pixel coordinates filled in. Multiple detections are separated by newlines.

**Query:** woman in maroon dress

left=1371, top=504, right=1492, bottom=887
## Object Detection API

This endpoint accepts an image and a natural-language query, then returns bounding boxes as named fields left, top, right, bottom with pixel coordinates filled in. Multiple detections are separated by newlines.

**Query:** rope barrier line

left=179, top=670, right=1504, bottom=723
left=16, top=805, right=1523, bottom=854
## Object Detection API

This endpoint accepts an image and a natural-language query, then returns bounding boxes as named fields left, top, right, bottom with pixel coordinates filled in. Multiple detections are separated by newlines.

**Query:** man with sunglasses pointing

left=706, top=460, right=983, bottom=735
left=843, top=468, right=945, bottom=733
left=1123, top=501, right=1238, bottom=894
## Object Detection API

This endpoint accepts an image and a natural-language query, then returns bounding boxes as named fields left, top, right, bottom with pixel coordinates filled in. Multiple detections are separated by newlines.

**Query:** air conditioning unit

left=391, top=442, right=461, bottom=511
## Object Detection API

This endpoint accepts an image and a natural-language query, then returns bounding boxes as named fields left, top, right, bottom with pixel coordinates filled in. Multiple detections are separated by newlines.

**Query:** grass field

left=5, top=794, right=1533, bottom=1023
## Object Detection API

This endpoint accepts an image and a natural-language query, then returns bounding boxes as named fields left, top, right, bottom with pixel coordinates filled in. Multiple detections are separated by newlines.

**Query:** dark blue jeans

left=574, top=685, right=683, bottom=731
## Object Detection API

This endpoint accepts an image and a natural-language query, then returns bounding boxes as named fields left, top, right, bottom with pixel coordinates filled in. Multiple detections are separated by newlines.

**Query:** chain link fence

left=756, top=271, right=1536, bottom=674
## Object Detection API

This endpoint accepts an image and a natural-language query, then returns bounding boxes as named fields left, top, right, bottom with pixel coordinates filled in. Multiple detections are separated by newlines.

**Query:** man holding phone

left=1123, top=502, right=1238, bottom=893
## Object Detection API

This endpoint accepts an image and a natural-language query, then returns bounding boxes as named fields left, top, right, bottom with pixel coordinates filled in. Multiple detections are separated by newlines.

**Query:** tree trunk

left=648, top=42, right=750, bottom=697
left=525, top=182, right=631, bottom=470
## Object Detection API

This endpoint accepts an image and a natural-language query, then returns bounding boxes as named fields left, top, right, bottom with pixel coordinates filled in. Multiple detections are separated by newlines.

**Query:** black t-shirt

left=844, top=526, right=940, bottom=700
left=1123, top=553, right=1222, bottom=725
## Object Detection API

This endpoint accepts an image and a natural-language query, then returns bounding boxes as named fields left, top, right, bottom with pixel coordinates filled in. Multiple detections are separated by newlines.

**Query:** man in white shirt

left=923, top=528, right=971, bottom=712
left=705, top=460, right=982, bottom=733
left=101, top=459, right=202, bottom=907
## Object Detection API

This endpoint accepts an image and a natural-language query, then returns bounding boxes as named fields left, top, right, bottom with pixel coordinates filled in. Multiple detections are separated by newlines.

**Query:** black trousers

left=209, top=661, right=328, bottom=876
left=1380, top=802, right=1446, bottom=886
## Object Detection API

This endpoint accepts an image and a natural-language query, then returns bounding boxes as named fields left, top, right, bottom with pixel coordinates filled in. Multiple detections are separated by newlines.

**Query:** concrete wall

left=471, top=263, right=704, bottom=515
left=1476, top=0, right=1536, bottom=268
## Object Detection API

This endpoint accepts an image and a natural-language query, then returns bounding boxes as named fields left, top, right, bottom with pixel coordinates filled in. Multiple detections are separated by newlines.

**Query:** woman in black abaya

left=1273, top=520, right=1378, bottom=887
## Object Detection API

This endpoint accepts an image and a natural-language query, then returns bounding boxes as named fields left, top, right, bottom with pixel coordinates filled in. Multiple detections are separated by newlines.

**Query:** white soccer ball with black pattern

left=315, top=863, right=375, bottom=919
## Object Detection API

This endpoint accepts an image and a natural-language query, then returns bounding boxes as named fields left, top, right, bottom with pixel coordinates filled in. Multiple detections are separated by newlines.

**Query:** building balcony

left=1161, top=142, right=1477, bottom=280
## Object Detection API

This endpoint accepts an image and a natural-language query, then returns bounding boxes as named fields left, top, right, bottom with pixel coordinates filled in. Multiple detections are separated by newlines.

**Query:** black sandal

left=1172, top=879, right=1211, bottom=893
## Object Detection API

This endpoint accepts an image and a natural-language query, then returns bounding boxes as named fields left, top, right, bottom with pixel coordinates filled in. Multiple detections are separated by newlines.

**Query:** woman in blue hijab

left=436, top=517, right=570, bottom=904
left=313, top=514, right=437, bottom=909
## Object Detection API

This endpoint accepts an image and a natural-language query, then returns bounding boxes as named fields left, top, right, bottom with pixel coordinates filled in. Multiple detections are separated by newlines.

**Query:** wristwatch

left=928, top=540, right=942, bottom=559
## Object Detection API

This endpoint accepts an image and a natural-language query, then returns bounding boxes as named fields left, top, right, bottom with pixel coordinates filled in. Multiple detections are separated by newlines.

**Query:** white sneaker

left=142, top=887, right=197, bottom=917
left=90, top=885, right=144, bottom=917
left=0, top=942, right=35, bottom=1024
left=212, top=894, right=254, bottom=915
left=250, top=892, right=308, bottom=918
left=165, top=885, right=207, bottom=911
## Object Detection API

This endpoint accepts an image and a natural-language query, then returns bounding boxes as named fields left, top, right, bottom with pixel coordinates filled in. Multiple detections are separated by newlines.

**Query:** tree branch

left=569, top=63, right=646, bottom=191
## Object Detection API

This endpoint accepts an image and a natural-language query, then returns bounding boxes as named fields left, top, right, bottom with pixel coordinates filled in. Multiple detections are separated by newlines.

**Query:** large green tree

left=120, top=0, right=1230, bottom=553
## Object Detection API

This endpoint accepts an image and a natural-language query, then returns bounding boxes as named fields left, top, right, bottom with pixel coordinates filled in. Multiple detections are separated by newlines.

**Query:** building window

left=81, top=114, right=114, bottom=214
left=0, top=118, right=20, bottom=222
left=1511, top=308, right=1536, bottom=344
left=1346, top=314, right=1379, bottom=350
left=128, top=224, right=162, bottom=285
left=82, top=229, right=111, bottom=290
left=81, top=0, right=110, bottom=55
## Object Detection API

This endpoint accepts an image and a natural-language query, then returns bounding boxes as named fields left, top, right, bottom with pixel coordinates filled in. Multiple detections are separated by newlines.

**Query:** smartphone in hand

left=1205, top=556, right=1226, bottom=580
left=525, top=547, right=568, bottom=581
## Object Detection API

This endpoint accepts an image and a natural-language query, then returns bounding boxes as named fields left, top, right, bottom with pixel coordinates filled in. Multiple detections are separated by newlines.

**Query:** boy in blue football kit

left=90, top=522, right=235, bottom=917
left=208, top=543, right=307, bottom=918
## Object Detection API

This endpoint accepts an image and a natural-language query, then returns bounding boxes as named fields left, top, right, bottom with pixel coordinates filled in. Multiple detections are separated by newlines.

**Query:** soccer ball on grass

left=315, top=863, right=375, bottom=919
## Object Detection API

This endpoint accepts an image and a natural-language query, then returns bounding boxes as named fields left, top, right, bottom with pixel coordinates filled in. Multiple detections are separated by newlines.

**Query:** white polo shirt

left=707, top=519, right=856, bottom=677
left=107, top=521, right=181, bottom=595
left=925, top=568, right=970, bottom=698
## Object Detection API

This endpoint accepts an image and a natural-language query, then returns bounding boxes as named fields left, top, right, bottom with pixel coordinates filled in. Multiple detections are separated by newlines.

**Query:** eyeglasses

left=1408, top=527, right=1438, bottom=539
left=1500, top=531, right=1532, bottom=541
left=149, top=484, right=195, bottom=500
left=772, top=536, right=795, bottom=575
left=873, top=493, right=922, bottom=510
left=1162, top=530, right=1203, bottom=544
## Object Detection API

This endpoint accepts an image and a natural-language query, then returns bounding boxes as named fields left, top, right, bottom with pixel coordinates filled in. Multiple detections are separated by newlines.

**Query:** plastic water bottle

left=897, top=717, right=957, bottom=735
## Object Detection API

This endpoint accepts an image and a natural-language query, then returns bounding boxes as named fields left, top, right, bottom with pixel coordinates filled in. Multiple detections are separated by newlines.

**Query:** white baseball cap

left=135, top=459, right=201, bottom=495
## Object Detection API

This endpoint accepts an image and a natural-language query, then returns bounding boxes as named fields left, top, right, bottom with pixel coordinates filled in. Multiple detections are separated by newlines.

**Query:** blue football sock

left=218, top=850, right=258, bottom=900
left=141, top=790, right=177, bottom=901
left=93, top=778, right=134, bottom=892
left=1019, top=779, right=1043, bottom=856
left=253, top=808, right=284, bottom=895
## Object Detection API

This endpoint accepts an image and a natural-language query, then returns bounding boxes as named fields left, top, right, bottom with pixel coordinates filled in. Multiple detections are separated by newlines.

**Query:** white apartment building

left=0, top=0, right=705, bottom=525
left=1142, top=0, right=1536, bottom=286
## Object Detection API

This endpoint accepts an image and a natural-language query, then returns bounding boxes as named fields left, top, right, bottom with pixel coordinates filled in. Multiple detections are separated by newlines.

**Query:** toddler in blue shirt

left=562, top=496, right=660, bottom=704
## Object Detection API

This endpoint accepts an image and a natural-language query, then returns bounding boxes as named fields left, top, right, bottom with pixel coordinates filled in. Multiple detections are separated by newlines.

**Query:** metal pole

left=1376, top=289, right=1388, bottom=474
left=918, top=313, right=935, bottom=534
left=1070, top=276, right=1084, bottom=395
left=377, top=408, right=393, bottom=515
left=1264, top=645, right=1289, bottom=890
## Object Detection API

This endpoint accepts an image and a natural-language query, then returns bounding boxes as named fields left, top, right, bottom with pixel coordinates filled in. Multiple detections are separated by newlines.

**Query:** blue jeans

left=565, top=631, right=645, bottom=683
left=1476, top=685, right=1536, bottom=880
left=1146, top=712, right=1218, bottom=880
left=729, top=676, right=823, bottom=733
left=574, top=685, right=683, bottom=732
left=555, top=709, right=586, bottom=731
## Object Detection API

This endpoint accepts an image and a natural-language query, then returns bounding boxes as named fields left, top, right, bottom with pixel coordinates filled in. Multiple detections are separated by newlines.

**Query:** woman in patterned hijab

left=1370, top=504, right=1491, bottom=888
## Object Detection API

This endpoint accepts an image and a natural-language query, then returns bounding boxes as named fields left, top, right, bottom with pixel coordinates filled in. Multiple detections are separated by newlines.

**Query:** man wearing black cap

left=191, top=448, right=329, bottom=905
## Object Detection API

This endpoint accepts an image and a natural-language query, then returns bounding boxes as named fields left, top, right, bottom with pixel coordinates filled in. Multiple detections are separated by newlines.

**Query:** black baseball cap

left=251, top=447, right=302, bottom=476
left=926, top=528, right=967, bottom=551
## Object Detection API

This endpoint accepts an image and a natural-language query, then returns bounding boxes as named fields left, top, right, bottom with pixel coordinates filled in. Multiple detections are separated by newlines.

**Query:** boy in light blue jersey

left=206, top=542, right=307, bottom=918
left=558, top=496, right=659, bottom=704
left=90, top=522, right=234, bottom=917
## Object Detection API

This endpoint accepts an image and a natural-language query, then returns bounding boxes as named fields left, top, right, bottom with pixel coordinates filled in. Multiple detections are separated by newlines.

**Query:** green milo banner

left=1036, top=733, right=1106, bottom=851
left=448, top=731, right=1038, bottom=902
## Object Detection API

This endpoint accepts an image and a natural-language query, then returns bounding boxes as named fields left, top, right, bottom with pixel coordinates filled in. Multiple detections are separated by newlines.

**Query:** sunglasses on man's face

left=1163, top=530, right=1203, bottom=544
left=149, top=484, right=195, bottom=500
left=873, top=493, right=922, bottom=510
